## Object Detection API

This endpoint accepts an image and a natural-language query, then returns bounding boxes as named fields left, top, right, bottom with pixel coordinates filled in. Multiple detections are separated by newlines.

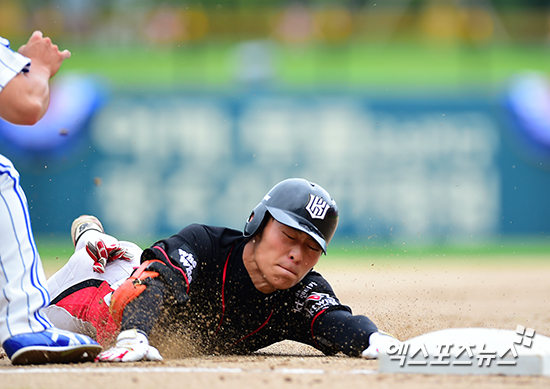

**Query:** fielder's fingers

left=30, top=30, right=44, bottom=40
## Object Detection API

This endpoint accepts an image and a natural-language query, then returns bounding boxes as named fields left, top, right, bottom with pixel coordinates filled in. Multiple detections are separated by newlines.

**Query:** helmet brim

left=266, top=206, right=327, bottom=254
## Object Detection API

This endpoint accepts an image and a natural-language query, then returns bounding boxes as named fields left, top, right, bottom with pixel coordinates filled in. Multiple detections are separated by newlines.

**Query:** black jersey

left=135, top=224, right=378, bottom=356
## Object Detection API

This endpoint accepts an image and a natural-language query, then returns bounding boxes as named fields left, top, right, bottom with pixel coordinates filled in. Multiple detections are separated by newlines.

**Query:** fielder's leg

left=0, top=156, right=101, bottom=364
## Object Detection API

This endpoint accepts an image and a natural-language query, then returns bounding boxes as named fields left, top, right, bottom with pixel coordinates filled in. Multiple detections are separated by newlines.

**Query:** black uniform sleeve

left=313, top=310, right=378, bottom=357
left=287, top=271, right=378, bottom=357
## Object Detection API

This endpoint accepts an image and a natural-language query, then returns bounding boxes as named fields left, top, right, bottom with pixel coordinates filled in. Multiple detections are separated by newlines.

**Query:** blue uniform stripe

left=1, top=283, right=13, bottom=337
left=0, top=161, right=51, bottom=331
left=0, top=57, right=18, bottom=73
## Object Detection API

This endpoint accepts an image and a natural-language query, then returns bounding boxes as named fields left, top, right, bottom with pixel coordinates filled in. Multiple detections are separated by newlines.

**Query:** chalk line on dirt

left=0, top=366, right=378, bottom=376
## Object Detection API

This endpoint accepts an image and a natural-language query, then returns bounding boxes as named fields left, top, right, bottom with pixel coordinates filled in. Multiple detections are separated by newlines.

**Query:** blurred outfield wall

left=89, top=91, right=501, bottom=242
left=2, top=82, right=550, bottom=245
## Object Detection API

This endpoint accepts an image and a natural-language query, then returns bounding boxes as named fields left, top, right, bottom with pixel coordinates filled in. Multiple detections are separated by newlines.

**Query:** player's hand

left=18, top=30, right=70, bottom=78
left=96, top=330, right=162, bottom=362
left=86, top=239, right=134, bottom=274
left=17, top=31, right=71, bottom=78
left=361, top=331, right=401, bottom=359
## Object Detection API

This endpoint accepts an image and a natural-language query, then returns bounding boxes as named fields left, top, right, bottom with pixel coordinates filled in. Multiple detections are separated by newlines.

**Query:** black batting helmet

left=244, top=178, right=339, bottom=253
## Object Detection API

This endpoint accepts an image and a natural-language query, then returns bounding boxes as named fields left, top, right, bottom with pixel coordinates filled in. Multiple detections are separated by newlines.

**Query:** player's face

left=253, top=218, right=323, bottom=291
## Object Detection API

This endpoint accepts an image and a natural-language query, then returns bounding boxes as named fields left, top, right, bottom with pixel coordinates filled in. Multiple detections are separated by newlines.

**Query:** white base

left=378, top=328, right=550, bottom=376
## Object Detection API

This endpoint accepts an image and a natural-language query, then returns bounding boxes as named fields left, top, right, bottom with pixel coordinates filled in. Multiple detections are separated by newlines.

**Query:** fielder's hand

left=361, top=331, right=402, bottom=359
left=86, top=239, right=134, bottom=273
left=96, top=329, right=163, bottom=362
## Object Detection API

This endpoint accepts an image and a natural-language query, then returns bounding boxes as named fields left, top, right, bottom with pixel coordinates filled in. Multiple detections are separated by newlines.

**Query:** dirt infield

left=1, top=256, right=549, bottom=388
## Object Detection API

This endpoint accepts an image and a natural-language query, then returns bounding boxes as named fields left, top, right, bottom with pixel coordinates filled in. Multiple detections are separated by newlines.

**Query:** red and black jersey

left=133, top=224, right=378, bottom=356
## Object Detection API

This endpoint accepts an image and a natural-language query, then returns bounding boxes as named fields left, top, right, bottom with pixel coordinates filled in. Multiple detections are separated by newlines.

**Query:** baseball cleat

left=2, top=328, right=102, bottom=365
left=71, top=215, right=104, bottom=247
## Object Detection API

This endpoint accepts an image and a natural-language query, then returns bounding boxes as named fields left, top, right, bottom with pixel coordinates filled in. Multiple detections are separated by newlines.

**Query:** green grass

left=61, top=42, right=550, bottom=91
left=36, top=239, right=76, bottom=275
left=36, top=236, right=550, bottom=276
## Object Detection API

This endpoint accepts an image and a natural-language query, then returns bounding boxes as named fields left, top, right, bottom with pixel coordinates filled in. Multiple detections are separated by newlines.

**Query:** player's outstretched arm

left=0, top=31, right=70, bottom=125
left=313, top=309, right=401, bottom=358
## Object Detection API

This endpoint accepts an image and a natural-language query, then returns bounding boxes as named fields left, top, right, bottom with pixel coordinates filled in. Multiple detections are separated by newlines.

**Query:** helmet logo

left=305, top=194, right=330, bottom=220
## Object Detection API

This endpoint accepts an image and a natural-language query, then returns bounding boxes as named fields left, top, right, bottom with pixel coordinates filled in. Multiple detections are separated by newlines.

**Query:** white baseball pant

left=0, top=155, right=52, bottom=343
